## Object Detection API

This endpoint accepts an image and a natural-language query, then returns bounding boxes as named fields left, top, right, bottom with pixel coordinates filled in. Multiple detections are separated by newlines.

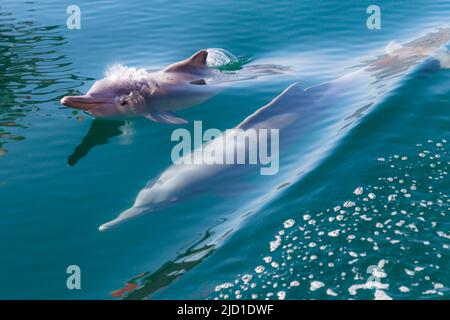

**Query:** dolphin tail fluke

left=98, top=207, right=145, bottom=232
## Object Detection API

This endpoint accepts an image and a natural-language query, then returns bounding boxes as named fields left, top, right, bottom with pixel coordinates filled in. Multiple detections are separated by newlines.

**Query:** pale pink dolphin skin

left=61, top=50, right=217, bottom=124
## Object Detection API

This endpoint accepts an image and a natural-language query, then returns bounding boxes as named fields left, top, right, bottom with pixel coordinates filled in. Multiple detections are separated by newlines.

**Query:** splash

left=205, top=48, right=251, bottom=71
left=205, top=48, right=238, bottom=67
left=103, top=49, right=237, bottom=80
left=105, top=64, right=152, bottom=80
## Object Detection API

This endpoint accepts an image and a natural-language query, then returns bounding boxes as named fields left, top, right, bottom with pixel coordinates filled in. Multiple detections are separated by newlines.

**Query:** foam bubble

left=105, top=64, right=152, bottom=80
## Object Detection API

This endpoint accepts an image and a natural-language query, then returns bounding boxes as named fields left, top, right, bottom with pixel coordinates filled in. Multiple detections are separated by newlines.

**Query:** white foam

left=326, top=289, right=338, bottom=296
left=310, top=281, right=325, bottom=291
left=270, top=235, right=282, bottom=252
left=105, top=64, right=152, bottom=80
left=290, top=281, right=300, bottom=287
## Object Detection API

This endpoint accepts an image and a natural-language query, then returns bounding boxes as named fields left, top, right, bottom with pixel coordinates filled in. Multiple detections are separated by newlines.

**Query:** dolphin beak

left=60, top=95, right=110, bottom=111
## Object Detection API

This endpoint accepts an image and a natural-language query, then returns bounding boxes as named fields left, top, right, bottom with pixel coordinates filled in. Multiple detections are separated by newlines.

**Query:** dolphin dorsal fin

left=164, top=50, right=208, bottom=72
left=186, top=50, right=208, bottom=67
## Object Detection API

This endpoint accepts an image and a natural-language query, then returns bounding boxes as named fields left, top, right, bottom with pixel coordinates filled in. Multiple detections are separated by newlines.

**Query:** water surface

left=0, top=0, right=449, bottom=299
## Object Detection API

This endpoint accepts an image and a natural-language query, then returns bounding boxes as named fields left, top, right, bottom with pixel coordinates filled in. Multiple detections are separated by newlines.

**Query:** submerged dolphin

left=99, top=28, right=450, bottom=231
left=61, top=50, right=215, bottom=124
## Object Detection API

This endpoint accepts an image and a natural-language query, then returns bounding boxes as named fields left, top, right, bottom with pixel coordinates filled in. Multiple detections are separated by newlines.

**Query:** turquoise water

left=0, top=0, right=449, bottom=299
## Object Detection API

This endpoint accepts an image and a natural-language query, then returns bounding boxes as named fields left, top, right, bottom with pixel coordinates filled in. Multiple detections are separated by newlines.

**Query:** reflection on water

left=0, top=5, right=89, bottom=156
left=112, top=227, right=223, bottom=300
left=67, top=119, right=126, bottom=166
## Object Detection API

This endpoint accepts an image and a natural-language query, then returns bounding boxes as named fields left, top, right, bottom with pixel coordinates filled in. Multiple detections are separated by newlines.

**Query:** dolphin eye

left=119, top=97, right=128, bottom=105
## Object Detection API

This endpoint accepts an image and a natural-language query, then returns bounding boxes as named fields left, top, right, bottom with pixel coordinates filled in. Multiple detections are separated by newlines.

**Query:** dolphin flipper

left=190, top=79, right=207, bottom=85
left=145, top=111, right=188, bottom=124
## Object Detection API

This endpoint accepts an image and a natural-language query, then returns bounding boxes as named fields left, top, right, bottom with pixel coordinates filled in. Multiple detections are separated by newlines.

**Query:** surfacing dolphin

left=61, top=50, right=289, bottom=124
left=99, top=28, right=450, bottom=231
left=61, top=50, right=214, bottom=124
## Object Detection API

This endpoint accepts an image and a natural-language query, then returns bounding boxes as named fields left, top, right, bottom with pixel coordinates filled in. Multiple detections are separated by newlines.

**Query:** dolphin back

left=237, top=81, right=331, bottom=130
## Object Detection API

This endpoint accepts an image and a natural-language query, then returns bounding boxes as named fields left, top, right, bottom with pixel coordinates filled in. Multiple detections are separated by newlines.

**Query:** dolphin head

left=98, top=167, right=188, bottom=231
left=61, top=79, right=153, bottom=117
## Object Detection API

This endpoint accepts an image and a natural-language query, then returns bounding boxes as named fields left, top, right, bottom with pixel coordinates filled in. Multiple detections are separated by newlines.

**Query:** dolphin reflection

left=67, top=119, right=126, bottom=166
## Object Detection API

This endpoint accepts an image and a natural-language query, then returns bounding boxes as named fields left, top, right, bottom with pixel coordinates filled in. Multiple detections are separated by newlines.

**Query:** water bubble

left=283, top=219, right=295, bottom=228
left=310, top=281, right=325, bottom=291
left=255, top=266, right=265, bottom=274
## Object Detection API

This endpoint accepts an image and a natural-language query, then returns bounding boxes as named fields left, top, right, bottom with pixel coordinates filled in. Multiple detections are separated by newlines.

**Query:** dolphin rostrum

left=99, top=28, right=450, bottom=231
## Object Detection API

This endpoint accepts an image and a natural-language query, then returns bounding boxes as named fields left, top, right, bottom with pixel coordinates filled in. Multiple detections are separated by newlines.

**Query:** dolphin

left=60, top=50, right=289, bottom=124
left=99, top=28, right=450, bottom=231
left=61, top=50, right=216, bottom=124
